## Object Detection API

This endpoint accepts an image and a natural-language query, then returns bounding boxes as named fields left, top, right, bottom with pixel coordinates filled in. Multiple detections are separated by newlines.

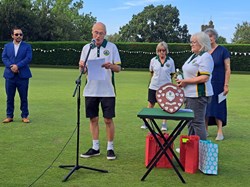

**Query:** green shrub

left=1, top=42, right=249, bottom=71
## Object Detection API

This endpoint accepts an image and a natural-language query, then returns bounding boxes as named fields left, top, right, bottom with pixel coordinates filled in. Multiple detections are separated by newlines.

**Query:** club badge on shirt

left=165, top=63, right=170, bottom=67
left=103, top=50, right=110, bottom=56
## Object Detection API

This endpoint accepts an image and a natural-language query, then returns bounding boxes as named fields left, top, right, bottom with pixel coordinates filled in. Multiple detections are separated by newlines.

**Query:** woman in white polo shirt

left=141, top=41, right=175, bottom=131
left=176, top=32, right=214, bottom=140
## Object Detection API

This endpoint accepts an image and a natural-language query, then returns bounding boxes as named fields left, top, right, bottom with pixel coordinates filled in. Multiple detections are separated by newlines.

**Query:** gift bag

left=145, top=132, right=173, bottom=168
left=199, top=140, right=218, bottom=175
left=145, top=133, right=156, bottom=167
left=180, top=135, right=200, bottom=174
left=157, top=133, right=174, bottom=168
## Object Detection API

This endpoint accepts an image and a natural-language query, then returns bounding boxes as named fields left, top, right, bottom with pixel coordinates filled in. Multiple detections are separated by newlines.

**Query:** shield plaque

left=156, top=83, right=184, bottom=113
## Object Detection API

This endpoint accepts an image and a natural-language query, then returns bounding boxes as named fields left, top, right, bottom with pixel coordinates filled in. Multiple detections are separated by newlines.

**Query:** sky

left=79, top=0, right=250, bottom=43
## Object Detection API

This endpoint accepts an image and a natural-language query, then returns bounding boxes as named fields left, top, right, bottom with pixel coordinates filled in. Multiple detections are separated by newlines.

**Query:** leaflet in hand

left=218, top=92, right=227, bottom=103
left=87, top=58, right=105, bottom=80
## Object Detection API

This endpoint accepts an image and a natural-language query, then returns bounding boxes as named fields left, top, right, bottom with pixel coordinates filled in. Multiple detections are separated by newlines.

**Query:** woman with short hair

left=176, top=32, right=214, bottom=140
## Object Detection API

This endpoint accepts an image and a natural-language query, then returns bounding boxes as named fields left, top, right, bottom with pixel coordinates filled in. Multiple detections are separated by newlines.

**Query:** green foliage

left=217, top=36, right=227, bottom=44
left=31, top=41, right=85, bottom=66
left=223, top=44, right=250, bottom=71
left=106, top=33, right=122, bottom=42
left=1, top=42, right=250, bottom=71
left=0, top=0, right=96, bottom=41
left=118, top=4, right=191, bottom=43
left=232, top=21, right=250, bottom=44
left=0, top=0, right=35, bottom=40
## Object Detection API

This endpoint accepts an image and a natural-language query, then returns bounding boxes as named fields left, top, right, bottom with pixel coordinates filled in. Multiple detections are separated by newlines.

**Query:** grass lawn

left=0, top=68, right=249, bottom=187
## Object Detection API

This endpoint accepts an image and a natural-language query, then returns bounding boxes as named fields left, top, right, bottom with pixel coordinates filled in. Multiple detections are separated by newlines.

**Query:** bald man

left=79, top=22, right=121, bottom=160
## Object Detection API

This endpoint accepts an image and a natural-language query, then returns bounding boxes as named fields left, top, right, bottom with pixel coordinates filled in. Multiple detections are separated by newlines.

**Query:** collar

left=156, top=55, right=170, bottom=67
left=92, top=39, right=108, bottom=49
left=13, top=41, right=22, bottom=46
left=198, top=51, right=206, bottom=56
left=191, top=51, right=206, bottom=60
left=156, top=55, right=170, bottom=61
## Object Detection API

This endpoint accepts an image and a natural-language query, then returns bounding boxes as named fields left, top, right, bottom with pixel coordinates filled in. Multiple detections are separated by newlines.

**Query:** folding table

left=137, top=108, right=194, bottom=183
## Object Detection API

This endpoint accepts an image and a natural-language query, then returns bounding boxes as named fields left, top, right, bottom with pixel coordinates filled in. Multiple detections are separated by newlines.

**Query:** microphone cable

left=27, top=125, right=77, bottom=187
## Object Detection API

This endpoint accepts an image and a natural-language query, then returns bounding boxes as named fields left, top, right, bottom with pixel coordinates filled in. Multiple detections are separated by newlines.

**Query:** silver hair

left=204, top=28, right=218, bottom=40
left=92, top=22, right=107, bottom=34
left=191, top=32, right=211, bottom=52
left=156, top=41, right=169, bottom=54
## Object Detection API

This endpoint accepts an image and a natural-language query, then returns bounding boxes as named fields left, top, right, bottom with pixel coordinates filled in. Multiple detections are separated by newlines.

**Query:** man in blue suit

left=2, top=27, right=32, bottom=123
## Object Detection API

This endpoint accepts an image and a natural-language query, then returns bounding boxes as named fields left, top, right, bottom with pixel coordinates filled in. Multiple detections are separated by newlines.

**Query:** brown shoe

left=3, top=118, right=13, bottom=123
left=22, top=118, right=30, bottom=123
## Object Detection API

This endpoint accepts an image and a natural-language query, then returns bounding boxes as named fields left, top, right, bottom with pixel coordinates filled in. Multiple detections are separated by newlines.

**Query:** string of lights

left=1, top=47, right=250, bottom=56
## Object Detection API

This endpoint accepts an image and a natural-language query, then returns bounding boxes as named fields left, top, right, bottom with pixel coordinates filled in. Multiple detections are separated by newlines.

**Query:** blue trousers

left=5, top=76, right=30, bottom=118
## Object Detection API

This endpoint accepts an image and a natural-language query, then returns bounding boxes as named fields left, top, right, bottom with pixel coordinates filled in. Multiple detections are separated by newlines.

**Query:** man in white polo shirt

left=79, top=22, right=121, bottom=160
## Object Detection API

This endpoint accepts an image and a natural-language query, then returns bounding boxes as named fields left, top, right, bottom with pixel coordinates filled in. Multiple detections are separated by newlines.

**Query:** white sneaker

left=161, top=123, right=167, bottom=131
left=215, top=134, right=224, bottom=141
left=140, top=124, right=147, bottom=129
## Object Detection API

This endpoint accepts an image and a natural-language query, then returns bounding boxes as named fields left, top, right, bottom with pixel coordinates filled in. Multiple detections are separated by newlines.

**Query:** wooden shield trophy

left=156, top=83, right=184, bottom=113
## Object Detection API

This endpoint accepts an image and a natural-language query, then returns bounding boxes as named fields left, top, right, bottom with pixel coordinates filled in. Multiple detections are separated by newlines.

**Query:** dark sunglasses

left=158, top=49, right=166, bottom=52
left=14, top=33, right=23, bottom=36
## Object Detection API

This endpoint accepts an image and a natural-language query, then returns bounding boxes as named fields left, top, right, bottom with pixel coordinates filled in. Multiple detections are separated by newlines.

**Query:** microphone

left=90, top=39, right=96, bottom=47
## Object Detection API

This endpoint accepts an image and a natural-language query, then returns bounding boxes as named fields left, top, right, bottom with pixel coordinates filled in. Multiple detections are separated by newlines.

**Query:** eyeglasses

left=158, top=49, right=166, bottom=52
left=92, top=31, right=105, bottom=36
left=14, top=33, right=23, bottom=36
left=190, top=41, right=198, bottom=45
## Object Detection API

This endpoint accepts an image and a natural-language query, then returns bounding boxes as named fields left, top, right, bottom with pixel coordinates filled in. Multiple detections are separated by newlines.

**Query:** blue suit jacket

left=2, top=41, right=32, bottom=79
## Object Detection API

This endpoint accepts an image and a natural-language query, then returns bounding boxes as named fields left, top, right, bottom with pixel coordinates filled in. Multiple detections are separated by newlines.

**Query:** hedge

left=0, top=41, right=250, bottom=71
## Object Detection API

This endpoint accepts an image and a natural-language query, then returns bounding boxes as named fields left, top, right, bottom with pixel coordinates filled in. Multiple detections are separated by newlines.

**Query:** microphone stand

left=59, top=43, right=108, bottom=182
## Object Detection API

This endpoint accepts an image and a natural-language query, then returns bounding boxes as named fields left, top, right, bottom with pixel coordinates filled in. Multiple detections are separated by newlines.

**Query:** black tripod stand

left=59, top=42, right=108, bottom=182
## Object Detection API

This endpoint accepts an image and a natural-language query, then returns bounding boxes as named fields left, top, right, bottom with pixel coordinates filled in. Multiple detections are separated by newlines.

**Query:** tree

left=217, top=36, right=227, bottom=44
left=118, top=4, right=190, bottom=43
left=0, top=0, right=37, bottom=41
left=77, top=13, right=96, bottom=41
left=31, top=0, right=96, bottom=41
left=0, top=0, right=96, bottom=41
left=232, top=21, right=250, bottom=44
left=106, top=33, right=122, bottom=42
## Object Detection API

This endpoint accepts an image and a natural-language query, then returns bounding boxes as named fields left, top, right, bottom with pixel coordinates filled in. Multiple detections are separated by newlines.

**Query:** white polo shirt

left=80, top=39, right=121, bottom=97
left=149, top=56, right=175, bottom=90
left=182, top=52, right=214, bottom=97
